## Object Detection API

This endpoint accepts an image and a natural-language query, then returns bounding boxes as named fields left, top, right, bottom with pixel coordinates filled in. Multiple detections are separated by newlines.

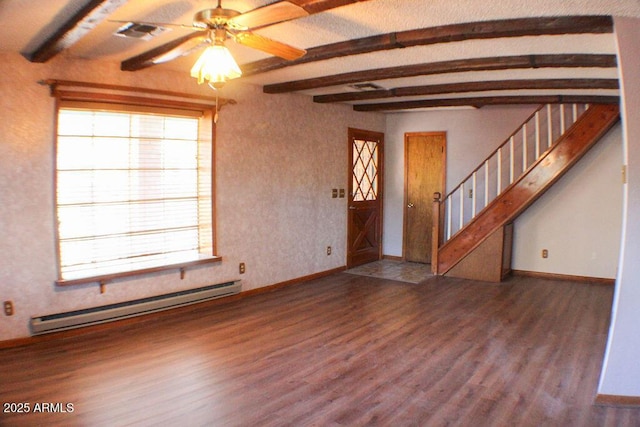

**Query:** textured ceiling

left=2, top=0, right=639, bottom=112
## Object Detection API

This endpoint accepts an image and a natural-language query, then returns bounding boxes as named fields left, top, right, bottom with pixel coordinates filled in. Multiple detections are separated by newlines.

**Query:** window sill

left=56, top=256, right=222, bottom=287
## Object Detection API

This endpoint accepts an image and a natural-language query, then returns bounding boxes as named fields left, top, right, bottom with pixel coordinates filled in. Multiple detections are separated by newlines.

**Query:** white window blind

left=56, top=106, right=213, bottom=282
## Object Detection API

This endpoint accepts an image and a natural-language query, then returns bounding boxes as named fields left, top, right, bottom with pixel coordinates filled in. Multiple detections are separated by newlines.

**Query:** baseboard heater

left=30, top=281, right=241, bottom=335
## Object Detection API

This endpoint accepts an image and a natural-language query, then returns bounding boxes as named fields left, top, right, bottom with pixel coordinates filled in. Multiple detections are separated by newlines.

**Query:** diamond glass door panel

left=352, top=139, right=379, bottom=202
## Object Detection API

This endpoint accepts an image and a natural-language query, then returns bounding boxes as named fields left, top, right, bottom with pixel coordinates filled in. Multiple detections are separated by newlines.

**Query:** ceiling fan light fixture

left=190, top=41, right=242, bottom=89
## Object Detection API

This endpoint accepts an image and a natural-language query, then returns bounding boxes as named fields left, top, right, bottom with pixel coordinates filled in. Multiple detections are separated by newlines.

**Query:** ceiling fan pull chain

left=214, top=90, right=219, bottom=123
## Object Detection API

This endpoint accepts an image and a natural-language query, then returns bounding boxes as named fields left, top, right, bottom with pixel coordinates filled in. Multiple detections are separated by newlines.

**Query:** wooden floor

left=1, top=272, right=639, bottom=426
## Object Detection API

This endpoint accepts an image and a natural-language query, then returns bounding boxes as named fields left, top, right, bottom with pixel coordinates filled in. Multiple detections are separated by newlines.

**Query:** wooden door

left=347, top=128, right=384, bottom=268
left=403, top=132, right=446, bottom=263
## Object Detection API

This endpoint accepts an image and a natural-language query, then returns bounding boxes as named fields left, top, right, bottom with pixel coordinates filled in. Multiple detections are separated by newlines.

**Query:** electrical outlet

left=542, top=249, right=549, bottom=259
left=327, top=246, right=332, bottom=256
left=4, top=301, right=14, bottom=316
left=239, top=262, right=246, bottom=274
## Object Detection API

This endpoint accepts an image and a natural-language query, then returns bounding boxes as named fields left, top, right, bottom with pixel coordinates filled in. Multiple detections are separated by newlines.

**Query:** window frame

left=51, top=83, right=221, bottom=286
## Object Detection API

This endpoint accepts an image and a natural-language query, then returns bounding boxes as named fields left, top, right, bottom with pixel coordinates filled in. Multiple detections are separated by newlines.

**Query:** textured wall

left=598, top=16, right=640, bottom=398
left=0, top=53, right=384, bottom=340
left=512, top=124, right=622, bottom=279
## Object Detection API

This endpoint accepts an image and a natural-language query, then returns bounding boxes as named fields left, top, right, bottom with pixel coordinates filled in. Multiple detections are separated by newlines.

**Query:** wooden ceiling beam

left=23, top=0, right=128, bottom=63
left=352, top=95, right=620, bottom=112
left=289, top=0, right=374, bottom=14
left=121, top=0, right=372, bottom=72
left=243, top=16, right=613, bottom=76
left=313, top=78, right=620, bottom=103
left=121, top=32, right=204, bottom=72
left=264, top=54, right=617, bottom=93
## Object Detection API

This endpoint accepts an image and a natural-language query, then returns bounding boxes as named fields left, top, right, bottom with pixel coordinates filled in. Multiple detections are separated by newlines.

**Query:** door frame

left=402, top=131, right=447, bottom=262
left=347, top=127, right=384, bottom=268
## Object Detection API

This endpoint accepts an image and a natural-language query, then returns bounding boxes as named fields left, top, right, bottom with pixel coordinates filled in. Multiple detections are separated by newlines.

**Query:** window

left=55, top=102, right=216, bottom=284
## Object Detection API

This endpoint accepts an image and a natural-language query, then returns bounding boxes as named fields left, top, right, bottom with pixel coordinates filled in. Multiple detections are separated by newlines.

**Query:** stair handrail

left=438, top=103, right=591, bottom=245
left=443, top=105, right=545, bottom=201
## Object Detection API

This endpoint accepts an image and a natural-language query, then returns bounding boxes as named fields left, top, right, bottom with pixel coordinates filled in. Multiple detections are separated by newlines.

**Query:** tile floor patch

left=345, top=259, right=433, bottom=283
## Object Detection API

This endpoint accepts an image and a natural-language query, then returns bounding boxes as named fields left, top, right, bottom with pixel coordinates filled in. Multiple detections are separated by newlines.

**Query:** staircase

left=431, top=103, right=620, bottom=281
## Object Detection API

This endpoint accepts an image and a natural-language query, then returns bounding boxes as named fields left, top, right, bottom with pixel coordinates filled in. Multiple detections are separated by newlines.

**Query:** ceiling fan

left=117, top=0, right=309, bottom=88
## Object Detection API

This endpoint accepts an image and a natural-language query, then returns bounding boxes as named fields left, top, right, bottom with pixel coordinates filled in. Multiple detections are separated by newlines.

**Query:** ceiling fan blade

left=152, top=34, right=209, bottom=64
left=229, top=1, right=308, bottom=30
left=110, top=19, right=202, bottom=30
left=234, top=32, right=306, bottom=60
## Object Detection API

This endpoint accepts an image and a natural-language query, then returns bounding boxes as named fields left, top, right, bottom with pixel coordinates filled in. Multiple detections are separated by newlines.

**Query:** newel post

left=432, top=192, right=442, bottom=275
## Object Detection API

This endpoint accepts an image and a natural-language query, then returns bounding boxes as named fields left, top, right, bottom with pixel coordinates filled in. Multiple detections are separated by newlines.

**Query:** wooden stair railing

left=432, top=103, right=620, bottom=276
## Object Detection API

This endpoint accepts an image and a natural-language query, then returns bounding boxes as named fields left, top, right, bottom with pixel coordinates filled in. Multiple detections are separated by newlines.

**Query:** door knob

left=349, top=206, right=357, bottom=210
left=407, top=203, right=415, bottom=208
